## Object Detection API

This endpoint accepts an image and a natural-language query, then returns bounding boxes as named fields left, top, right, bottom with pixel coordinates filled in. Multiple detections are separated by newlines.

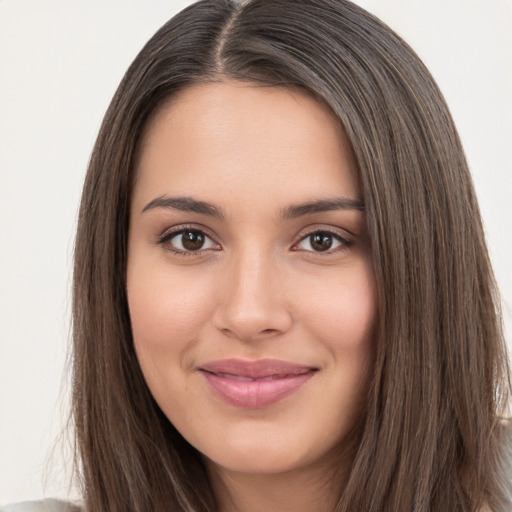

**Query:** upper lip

left=199, top=358, right=317, bottom=379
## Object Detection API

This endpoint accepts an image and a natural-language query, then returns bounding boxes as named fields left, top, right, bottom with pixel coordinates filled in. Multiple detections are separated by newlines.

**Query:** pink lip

left=198, top=358, right=317, bottom=409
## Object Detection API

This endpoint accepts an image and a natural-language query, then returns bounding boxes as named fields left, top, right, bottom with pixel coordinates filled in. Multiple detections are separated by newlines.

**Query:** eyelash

left=292, top=227, right=353, bottom=255
left=156, top=225, right=353, bottom=257
left=157, top=225, right=220, bottom=257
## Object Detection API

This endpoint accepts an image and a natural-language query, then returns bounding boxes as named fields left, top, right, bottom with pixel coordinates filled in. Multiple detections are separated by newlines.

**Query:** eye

left=159, top=228, right=220, bottom=254
left=293, top=230, right=352, bottom=253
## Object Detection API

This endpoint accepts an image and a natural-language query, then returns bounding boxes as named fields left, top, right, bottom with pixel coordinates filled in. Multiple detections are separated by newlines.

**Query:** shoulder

left=0, top=499, right=81, bottom=512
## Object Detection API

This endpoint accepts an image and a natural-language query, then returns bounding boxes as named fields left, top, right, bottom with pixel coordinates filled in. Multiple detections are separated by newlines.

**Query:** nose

left=212, top=250, right=293, bottom=342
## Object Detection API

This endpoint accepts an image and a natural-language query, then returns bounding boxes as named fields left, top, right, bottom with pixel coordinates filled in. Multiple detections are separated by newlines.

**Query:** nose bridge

left=213, top=244, right=292, bottom=340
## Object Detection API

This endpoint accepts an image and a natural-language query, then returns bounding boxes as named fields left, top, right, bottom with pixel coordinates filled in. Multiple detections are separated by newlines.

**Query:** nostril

left=261, top=328, right=279, bottom=335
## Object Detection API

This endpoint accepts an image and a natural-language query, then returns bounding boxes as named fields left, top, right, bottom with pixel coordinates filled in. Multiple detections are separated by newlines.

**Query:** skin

left=127, top=81, right=377, bottom=512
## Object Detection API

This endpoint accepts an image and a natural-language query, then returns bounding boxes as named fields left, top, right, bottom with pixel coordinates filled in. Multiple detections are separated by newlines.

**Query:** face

left=127, top=81, right=376, bottom=480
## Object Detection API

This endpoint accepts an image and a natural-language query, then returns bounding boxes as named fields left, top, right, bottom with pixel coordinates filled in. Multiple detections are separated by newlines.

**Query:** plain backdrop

left=1, top=0, right=511, bottom=504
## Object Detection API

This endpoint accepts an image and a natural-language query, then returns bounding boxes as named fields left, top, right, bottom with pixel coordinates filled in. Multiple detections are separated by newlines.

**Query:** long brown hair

left=72, top=0, right=511, bottom=510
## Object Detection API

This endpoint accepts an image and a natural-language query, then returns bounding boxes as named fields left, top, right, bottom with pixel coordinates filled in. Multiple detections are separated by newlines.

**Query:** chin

left=196, top=421, right=345, bottom=477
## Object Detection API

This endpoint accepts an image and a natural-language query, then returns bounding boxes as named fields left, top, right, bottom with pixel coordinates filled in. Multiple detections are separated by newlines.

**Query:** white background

left=1, top=0, right=511, bottom=504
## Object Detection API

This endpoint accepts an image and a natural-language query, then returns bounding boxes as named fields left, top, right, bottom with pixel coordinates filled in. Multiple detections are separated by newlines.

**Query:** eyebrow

left=141, top=195, right=365, bottom=219
left=142, top=196, right=225, bottom=219
left=280, top=197, right=365, bottom=219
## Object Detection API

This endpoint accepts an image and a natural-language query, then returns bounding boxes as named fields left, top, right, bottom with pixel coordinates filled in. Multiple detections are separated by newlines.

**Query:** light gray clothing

left=0, top=500, right=80, bottom=512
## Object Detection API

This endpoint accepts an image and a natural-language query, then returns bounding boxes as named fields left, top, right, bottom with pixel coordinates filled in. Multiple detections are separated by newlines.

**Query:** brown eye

left=294, top=230, right=351, bottom=253
left=159, top=228, right=219, bottom=254
left=310, top=233, right=333, bottom=251
left=181, top=230, right=206, bottom=251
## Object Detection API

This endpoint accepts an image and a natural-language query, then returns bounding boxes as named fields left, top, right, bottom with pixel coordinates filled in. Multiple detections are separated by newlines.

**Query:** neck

left=207, top=453, right=350, bottom=512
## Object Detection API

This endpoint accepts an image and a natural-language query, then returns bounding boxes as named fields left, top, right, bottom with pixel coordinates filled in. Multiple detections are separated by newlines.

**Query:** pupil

left=311, top=233, right=332, bottom=251
left=182, top=230, right=204, bottom=251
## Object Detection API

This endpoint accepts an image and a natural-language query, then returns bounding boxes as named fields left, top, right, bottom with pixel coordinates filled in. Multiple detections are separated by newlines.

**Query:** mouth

left=198, top=359, right=318, bottom=409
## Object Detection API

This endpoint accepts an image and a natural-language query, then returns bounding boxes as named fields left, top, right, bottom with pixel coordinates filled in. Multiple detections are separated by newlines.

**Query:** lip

left=198, top=358, right=318, bottom=409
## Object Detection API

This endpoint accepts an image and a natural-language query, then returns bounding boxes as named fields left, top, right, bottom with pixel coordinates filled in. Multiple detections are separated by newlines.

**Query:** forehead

left=133, top=81, right=360, bottom=210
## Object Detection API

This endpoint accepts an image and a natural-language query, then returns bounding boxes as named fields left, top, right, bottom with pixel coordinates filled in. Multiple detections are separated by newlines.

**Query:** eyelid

left=291, top=225, right=354, bottom=254
left=157, top=222, right=214, bottom=240
left=156, top=224, right=221, bottom=254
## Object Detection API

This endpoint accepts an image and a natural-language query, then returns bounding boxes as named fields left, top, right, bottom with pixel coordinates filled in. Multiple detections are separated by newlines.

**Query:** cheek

left=300, top=260, right=377, bottom=415
left=333, top=286, right=376, bottom=345
left=126, top=261, right=215, bottom=370
left=303, top=261, right=377, bottom=349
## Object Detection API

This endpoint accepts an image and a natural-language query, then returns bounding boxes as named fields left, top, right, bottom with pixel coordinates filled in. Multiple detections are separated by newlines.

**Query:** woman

left=4, top=0, right=510, bottom=510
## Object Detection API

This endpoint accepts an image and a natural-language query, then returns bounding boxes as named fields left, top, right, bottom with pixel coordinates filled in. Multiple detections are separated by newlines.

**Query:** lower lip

left=200, top=370, right=315, bottom=409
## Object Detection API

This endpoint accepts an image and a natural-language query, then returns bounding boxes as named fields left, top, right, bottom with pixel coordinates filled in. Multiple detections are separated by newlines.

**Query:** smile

left=198, top=359, right=318, bottom=409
